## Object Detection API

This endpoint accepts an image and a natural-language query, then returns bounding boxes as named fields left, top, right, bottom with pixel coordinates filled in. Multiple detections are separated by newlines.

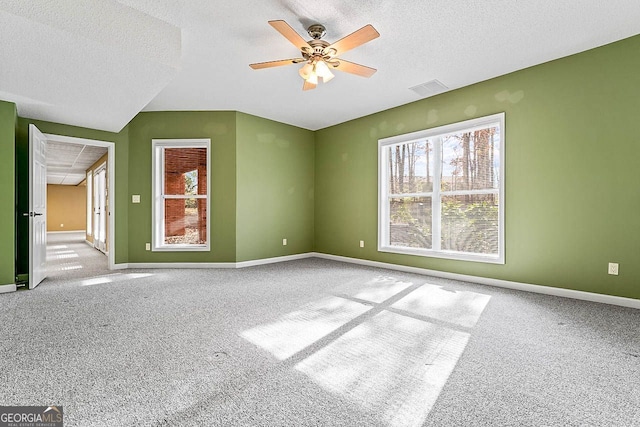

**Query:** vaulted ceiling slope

left=0, top=0, right=180, bottom=132
left=2, top=1, right=640, bottom=132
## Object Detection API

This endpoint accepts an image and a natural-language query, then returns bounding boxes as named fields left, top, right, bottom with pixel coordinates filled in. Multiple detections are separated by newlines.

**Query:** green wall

left=5, top=34, right=640, bottom=300
left=235, top=112, right=315, bottom=262
left=127, top=111, right=237, bottom=263
left=315, top=35, right=640, bottom=300
left=0, top=101, right=16, bottom=286
left=126, top=111, right=315, bottom=263
left=15, top=118, right=129, bottom=273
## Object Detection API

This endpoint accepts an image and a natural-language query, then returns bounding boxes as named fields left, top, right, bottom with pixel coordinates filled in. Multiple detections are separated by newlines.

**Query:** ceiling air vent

left=409, top=80, right=448, bottom=97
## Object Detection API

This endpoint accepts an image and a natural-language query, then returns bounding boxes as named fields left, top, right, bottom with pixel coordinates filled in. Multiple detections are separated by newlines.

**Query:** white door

left=28, top=124, right=47, bottom=289
left=93, top=165, right=107, bottom=253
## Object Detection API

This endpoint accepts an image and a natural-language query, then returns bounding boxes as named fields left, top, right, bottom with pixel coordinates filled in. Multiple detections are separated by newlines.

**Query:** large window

left=378, top=113, right=504, bottom=263
left=152, top=139, right=211, bottom=251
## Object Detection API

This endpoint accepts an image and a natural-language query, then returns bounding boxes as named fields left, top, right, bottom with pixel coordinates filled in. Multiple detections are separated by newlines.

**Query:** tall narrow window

left=378, top=113, right=504, bottom=263
left=152, top=139, right=211, bottom=251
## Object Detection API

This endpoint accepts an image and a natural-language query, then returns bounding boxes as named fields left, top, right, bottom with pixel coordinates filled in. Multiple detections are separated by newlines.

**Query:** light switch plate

left=132, top=195, right=141, bottom=203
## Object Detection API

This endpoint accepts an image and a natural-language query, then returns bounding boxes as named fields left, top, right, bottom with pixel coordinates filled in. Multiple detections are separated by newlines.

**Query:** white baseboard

left=311, top=253, right=640, bottom=310
left=112, top=263, right=129, bottom=270
left=0, top=284, right=17, bottom=294
left=236, top=253, right=314, bottom=268
left=47, top=230, right=85, bottom=234
left=106, top=251, right=640, bottom=309
left=126, top=253, right=314, bottom=270
left=127, top=262, right=237, bottom=269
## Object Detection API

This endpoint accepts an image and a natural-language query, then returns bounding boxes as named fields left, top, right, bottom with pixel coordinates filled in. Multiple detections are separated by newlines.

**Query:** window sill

left=378, top=245, right=504, bottom=264
left=152, top=244, right=210, bottom=252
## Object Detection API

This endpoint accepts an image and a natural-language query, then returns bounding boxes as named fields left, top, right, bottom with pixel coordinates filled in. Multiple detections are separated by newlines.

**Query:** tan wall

left=47, top=184, right=87, bottom=232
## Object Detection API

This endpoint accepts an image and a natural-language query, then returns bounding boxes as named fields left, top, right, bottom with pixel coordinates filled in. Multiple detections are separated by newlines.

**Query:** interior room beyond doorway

left=43, top=134, right=115, bottom=283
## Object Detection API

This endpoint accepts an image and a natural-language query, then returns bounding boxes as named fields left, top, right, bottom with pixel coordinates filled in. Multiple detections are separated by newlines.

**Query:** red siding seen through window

left=163, top=148, right=207, bottom=244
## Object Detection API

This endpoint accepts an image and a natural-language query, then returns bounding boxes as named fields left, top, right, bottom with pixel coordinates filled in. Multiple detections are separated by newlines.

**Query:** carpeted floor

left=1, top=251, right=639, bottom=426
left=46, top=231, right=109, bottom=281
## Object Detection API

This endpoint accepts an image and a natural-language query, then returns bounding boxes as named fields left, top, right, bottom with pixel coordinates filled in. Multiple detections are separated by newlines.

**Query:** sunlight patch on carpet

left=49, top=263, right=83, bottom=272
left=295, top=310, right=470, bottom=427
left=48, top=249, right=77, bottom=255
left=392, top=283, right=492, bottom=328
left=47, top=245, right=68, bottom=250
left=79, top=273, right=154, bottom=287
left=48, top=252, right=80, bottom=260
left=240, top=297, right=371, bottom=360
left=331, top=275, right=414, bottom=303
left=240, top=275, right=492, bottom=426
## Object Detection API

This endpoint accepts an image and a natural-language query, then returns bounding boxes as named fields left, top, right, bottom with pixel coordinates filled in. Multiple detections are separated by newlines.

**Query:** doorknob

left=33, top=212, right=43, bottom=216
left=22, top=212, right=31, bottom=217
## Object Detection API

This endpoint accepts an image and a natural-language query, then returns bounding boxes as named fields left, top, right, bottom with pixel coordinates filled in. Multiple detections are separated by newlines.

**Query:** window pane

left=389, top=197, right=432, bottom=249
left=164, top=148, right=207, bottom=195
left=164, top=198, right=207, bottom=245
left=388, top=141, right=433, bottom=194
left=441, top=194, right=498, bottom=254
left=441, top=126, right=500, bottom=191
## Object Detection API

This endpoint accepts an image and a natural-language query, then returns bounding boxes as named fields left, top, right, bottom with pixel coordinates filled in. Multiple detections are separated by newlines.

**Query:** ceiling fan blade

left=250, top=58, right=304, bottom=69
left=303, top=80, right=316, bottom=91
left=269, top=20, right=312, bottom=51
left=324, top=24, right=379, bottom=56
left=332, top=59, right=377, bottom=78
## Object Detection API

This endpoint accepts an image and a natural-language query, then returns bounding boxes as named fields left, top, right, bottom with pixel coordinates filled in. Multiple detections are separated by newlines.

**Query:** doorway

left=42, top=132, right=116, bottom=283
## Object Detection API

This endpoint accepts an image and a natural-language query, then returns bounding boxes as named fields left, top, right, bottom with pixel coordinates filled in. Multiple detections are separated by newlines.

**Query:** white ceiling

left=47, top=140, right=107, bottom=185
left=2, top=1, right=640, bottom=132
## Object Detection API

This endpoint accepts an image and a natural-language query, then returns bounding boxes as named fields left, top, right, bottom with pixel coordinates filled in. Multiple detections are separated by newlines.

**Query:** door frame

left=43, top=133, right=116, bottom=270
left=93, top=161, right=107, bottom=254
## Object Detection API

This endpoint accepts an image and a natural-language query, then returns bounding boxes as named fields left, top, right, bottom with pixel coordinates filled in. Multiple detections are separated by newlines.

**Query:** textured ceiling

left=47, top=140, right=107, bottom=185
left=0, top=0, right=180, bottom=132
left=2, top=1, right=640, bottom=132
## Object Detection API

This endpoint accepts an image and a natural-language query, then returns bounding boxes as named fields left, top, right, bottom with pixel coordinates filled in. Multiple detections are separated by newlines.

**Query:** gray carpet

left=1, top=257, right=639, bottom=426
left=46, top=231, right=109, bottom=281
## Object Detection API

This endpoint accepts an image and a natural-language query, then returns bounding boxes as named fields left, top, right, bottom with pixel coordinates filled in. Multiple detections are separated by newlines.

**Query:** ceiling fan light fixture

left=306, top=66, right=319, bottom=85
left=250, top=20, right=379, bottom=91
left=315, top=60, right=335, bottom=82
left=298, top=62, right=314, bottom=80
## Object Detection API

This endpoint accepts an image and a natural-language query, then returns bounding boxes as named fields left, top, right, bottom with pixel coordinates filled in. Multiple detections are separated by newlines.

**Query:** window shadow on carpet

left=240, top=275, right=491, bottom=427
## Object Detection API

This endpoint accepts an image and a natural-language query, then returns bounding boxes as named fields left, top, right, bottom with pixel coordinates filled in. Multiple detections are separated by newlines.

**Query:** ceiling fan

left=250, top=20, right=380, bottom=91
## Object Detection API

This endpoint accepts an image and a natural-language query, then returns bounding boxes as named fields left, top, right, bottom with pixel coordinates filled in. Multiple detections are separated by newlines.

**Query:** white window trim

left=378, top=113, right=505, bottom=264
left=152, top=138, right=211, bottom=252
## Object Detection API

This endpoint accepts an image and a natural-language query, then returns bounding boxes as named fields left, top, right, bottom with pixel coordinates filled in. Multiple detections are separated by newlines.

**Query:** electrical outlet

left=359, top=240, right=365, bottom=248
left=145, top=243, right=151, bottom=251
left=132, top=195, right=141, bottom=203
left=60, top=223, right=64, bottom=228
left=282, top=238, right=287, bottom=246
left=608, top=262, right=619, bottom=275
